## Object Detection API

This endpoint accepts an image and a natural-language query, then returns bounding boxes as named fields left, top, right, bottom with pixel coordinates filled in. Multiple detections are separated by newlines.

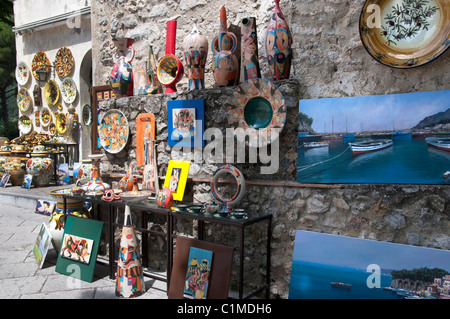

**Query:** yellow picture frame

left=163, top=160, right=190, bottom=202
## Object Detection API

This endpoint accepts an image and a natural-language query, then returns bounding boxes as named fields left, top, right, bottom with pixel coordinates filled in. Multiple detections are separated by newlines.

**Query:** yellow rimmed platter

left=44, top=80, right=60, bottom=106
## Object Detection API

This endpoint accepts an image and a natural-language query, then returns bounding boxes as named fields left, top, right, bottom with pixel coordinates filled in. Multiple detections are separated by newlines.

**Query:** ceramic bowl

left=217, top=211, right=230, bottom=218
left=232, top=209, right=247, bottom=219
left=175, top=204, right=189, bottom=212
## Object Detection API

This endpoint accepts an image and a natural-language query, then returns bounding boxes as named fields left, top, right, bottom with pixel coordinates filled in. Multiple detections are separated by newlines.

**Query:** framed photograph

left=184, top=247, right=213, bottom=299
left=22, top=174, right=33, bottom=189
left=33, top=223, right=53, bottom=269
left=163, top=160, right=190, bottom=202
left=35, top=199, right=56, bottom=216
left=167, top=99, right=205, bottom=147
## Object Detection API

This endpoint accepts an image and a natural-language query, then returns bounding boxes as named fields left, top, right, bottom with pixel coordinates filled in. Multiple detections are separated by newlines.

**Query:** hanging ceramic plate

left=227, top=78, right=286, bottom=148
left=40, top=107, right=52, bottom=127
left=44, top=80, right=60, bottom=106
left=55, top=112, right=67, bottom=134
left=359, top=0, right=450, bottom=68
left=61, top=77, right=77, bottom=104
left=31, top=51, right=51, bottom=81
left=15, top=61, right=30, bottom=86
left=18, top=115, right=33, bottom=134
left=17, top=88, right=32, bottom=112
left=55, top=47, right=75, bottom=78
left=82, top=104, right=92, bottom=125
left=49, top=122, right=57, bottom=136
left=98, top=109, right=129, bottom=154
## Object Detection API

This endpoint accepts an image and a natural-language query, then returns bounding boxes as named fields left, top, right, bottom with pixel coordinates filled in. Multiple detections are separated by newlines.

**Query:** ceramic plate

left=31, top=51, right=51, bottom=81
left=15, top=61, right=30, bottom=86
left=55, top=47, right=75, bottom=78
left=61, top=77, right=77, bottom=104
left=227, top=78, right=286, bottom=147
left=40, top=107, right=52, bottom=127
left=98, top=109, right=129, bottom=154
left=82, top=104, right=92, bottom=125
left=17, top=88, right=32, bottom=112
left=18, top=115, right=33, bottom=134
left=55, top=113, right=67, bottom=134
left=44, top=80, right=60, bottom=106
left=360, top=0, right=450, bottom=68
left=49, top=122, right=57, bottom=136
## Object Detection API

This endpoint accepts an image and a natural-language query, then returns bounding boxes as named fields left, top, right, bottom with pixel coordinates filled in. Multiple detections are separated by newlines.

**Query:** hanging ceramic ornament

left=265, top=0, right=293, bottom=80
left=109, top=38, right=135, bottom=97
left=240, top=17, right=261, bottom=83
left=183, top=24, right=209, bottom=90
left=211, top=6, right=239, bottom=87
left=115, top=205, right=146, bottom=298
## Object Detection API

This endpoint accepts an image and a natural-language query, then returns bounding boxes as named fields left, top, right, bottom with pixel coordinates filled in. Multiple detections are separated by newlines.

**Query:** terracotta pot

left=109, top=38, right=135, bottom=97
left=183, top=24, right=209, bottom=90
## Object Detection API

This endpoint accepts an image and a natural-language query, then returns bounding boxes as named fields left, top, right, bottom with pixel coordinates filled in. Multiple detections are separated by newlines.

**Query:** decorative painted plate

left=15, top=61, right=30, bottom=86
left=17, top=88, right=32, bottom=112
left=40, top=107, right=52, bottom=127
left=98, top=109, right=129, bottom=154
left=31, top=51, right=51, bottom=81
left=55, top=47, right=75, bottom=78
left=44, top=80, right=60, bottom=106
left=18, top=115, right=33, bottom=134
left=49, top=122, right=57, bottom=136
left=82, top=104, right=92, bottom=125
left=227, top=78, right=286, bottom=148
left=55, top=112, right=67, bottom=134
left=61, top=77, right=77, bottom=103
left=359, top=0, right=450, bottom=68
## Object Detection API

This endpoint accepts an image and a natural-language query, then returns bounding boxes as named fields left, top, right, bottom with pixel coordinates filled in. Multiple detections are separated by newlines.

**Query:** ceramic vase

left=119, top=164, right=134, bottom=192
left=147, top=46, right=161, bottom=94
left=116, top=205, right=146, bottom=298
left=66, top=106, right=78, bottom=144
left=26, top=144, right=53, bottom=187
left=81, top=154, right=110, bottom=195
left=5, top=144, right=28, bottom=186
left=109, top=38, right=135, bottom=97
left=142, top=139, right=159, bottom=193
left=157, top=20, right=184, bottom=93
left=265, top=0, right=293, bottom=80
left=240, top=17, right=261, bottom=83
left=212, top=6, right=239, bottom=87
left=77, top=159, right=92, bottom=186
left=183, top=24, right=209, bottom=90
left=156, top=187, right=173, bottom=208
left=0, top=142, right=11, bottom=178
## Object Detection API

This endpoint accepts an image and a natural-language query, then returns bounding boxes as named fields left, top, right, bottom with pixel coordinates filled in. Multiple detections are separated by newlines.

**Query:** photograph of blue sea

left=288, top=231, right=450, bottom=299
left=298, top=90, right=450, bottom=184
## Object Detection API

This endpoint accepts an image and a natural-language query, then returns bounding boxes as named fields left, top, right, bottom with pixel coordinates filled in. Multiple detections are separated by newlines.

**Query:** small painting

left=163, top=160, right=190, bottom=202
left=167, top=99, right=205, bottom=147
left=22, top=174, right=33, bottom=189
left=60, top=233, right=94, bottom=264
left=35, top=200, right=56, bottom=216
left=0, top=174, right=9, bottom=187
left=57, top=163, right=70, bottom=185
left=184, top=247, right=213, bottom=299
left=33, top=223, right=53, bottom=269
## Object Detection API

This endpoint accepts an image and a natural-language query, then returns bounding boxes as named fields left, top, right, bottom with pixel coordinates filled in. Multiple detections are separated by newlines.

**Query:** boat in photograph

left=303, top=141, right=330, bottom=148
left=331, top=282, right=352, bottom=290
left=425, top=137, right=450, bottom=152
left=349, top=139, right=393, bottom=155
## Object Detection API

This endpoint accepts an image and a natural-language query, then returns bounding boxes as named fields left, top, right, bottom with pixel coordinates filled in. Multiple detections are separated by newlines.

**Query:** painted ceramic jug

left=109, top=38, right=135, bottom=97
left=66, top=105, right=78, bottom=144
left=5, top=144, right=28, bottom=186
left=81, top=154, right=110, bottom=195
left=212, top=6, right=239, bottom=87
left=156, top=187, right=173, bottom=208
left=116, top=205, right=146, bottom=298
left=265, top=0, right=293, bottom=80
left=240, top=17, right=261, bottom=83
left=183, top=24, right=209, bottom=90
left=26, top=144, right=53, bottom=187
left=119, top=164, right=135, bottom=192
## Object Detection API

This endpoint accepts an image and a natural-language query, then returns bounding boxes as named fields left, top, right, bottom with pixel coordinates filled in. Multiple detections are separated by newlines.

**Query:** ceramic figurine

left=157, top=20, right=184, bottom=93
left=240, top=17, right=261, bottom=83
left=116, top=205, right=146, bottom=298
left=33, top=85, right=42, bottom=107
left=119, top=164, right=135, bottom=192
left=81, top=153, right=110, bottom=195
left=183, top=24, right=209, bottom=90
left=25, top=144, right=53, bottom=187
left=65, top=105, right=78, bottom=144
left=109, top=38, right=135, bottom=97
left=212, top=6, right=239, bottom=87
left=265, top=0, right=293, bottom=80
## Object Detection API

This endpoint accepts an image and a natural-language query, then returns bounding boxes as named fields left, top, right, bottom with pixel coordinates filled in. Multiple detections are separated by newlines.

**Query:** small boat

left=303, top=141, right=330, bottom=148
left=331, top=282, right=352, bottom=290
left=425, top=137, right=450, bottom=152
left=349, top=139, right=393, bottom=155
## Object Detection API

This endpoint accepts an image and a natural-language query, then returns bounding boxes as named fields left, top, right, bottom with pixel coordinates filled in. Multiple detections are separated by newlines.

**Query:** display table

left=62, top=194, right=272, bottom=299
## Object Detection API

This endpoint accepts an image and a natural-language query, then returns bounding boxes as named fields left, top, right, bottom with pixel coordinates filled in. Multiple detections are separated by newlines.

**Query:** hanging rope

left=298, top=145, right=351, bottom=172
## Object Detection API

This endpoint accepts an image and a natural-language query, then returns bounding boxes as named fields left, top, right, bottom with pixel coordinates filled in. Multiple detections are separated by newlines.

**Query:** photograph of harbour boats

left=298, top=90, right=450, bottom=184
left=288, top=230, right=450, bottom=299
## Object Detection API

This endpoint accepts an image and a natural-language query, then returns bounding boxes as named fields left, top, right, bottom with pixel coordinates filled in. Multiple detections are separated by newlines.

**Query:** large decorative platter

left=61, top=77, right=77, bottom=104
left=18, top=115, right=33, bottom=134
left=359, top=0, right=450, bottom=68
left=31, top=51, right=51, bottom=81
left=44, top=80, right=60, bottom=106
left=227, top=78, right=286, bottom=148
left=98, top=109, right=129, bottom=154
left=82, top=104, right=92, bottom=125
left=55, top=47, right=75, bottom=78
left=40, top=107, right=52, bottom=128
left=55, top=112, right=67, bottom=134
left=15, top=61, right=30, bottom=86
left=17, top=88, right=32, bottom=112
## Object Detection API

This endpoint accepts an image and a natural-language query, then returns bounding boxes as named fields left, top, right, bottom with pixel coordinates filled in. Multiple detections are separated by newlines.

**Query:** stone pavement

left=0, top=186, right=168, bottom=299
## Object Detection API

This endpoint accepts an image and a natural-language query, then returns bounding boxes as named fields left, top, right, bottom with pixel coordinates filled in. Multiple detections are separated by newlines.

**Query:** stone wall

left=90, top=0, right=450, bottom=298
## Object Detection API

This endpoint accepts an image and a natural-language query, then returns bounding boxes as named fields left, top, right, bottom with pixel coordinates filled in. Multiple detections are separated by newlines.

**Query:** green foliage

left=299, top=112, right=313, bottom=127
left=391, top=267, right=449, bottom=282
left=0, top=119, right=18, bottom=140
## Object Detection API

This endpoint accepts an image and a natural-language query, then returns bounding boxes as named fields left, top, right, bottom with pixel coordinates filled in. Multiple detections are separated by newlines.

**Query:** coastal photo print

left=297, top=90, right=450, bottom=185
left=289, top=230, right=450, bottom=299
